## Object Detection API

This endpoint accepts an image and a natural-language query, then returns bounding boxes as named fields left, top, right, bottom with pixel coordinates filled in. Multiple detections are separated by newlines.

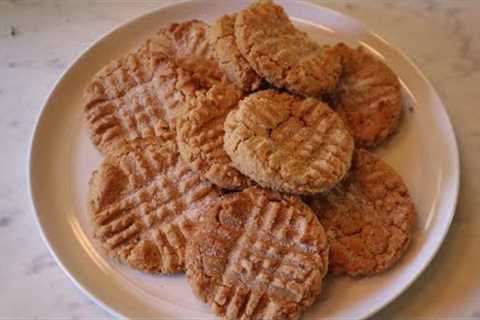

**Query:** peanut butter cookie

left=88, top=138, right=221, bottom=273
left=331, top=43, right=402, bottom=148
left=224, top=90, right=354, bottom=194
left=177, top=84, right=251, bottom=189
left=186, top=187, right=329, bottom=320
left=84, top=20, right=223, bottom=155
left=84, top=53, right=198, bottom=155
left=235, top=0, right=341, bottom=97
left=209, top=14, right=262, bottom=92
left=309, top=150, right=415, bottom=276
left=151, top=20, right=227, bottom=88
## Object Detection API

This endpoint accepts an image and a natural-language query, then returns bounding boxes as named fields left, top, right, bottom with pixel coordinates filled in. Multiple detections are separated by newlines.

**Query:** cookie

left=84, top=20, right=225, bottom=155
left=151, top=20, right=227, bottom=88
left=88, top=137, right=221, bottom=273
left=224, top=90, right=354, bottom=195
left=186, top=187, right=329, bottom=320
left=331, top=43, right=402, bottom=148
left=209, top=14, right=262, bottom=92
left=84, top=42, right=201, bottom=155
left=235, top=0, right=342, bottom=97
left=309, top=150, right=415, bottom=276
left=177, top=84, right=251, bottom=190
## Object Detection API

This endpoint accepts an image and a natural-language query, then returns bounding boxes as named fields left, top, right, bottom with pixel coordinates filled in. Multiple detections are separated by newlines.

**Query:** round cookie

left=88, top=137, right=221, bottom=274
left=235, top=0, right=342, bottom=97
left=84, top=45, right=199, bottom=155
left=309, top=150, right=415, bottom=276
left=209, top=14, right=262, bottom=92
left=84, top=20, right=224, bottom=155
left=331, top=43, right=402, bottom=148
left=186, top=187, right=329, bottom=320
left=224, top=90, right=354, bottom=195
left=177, top=84, right=251, bottom=190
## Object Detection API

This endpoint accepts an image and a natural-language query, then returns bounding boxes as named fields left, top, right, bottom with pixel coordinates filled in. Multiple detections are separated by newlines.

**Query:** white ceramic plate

left=29, top=0, right=460, bottom=318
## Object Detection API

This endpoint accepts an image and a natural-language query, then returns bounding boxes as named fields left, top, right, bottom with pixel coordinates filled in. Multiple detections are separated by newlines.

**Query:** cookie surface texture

left=224, top=90, right=354, bottom=194
left=309, top=150, right=415, bottom=276
left=152, top=20, right=227, bottom=88
left=235, top=1, right=341, bottom=96
left=332, top=43, right=402, bottom=148
left=177, top=84, right=250, bottom=189
left=88, top=138, right=221, bottom=273
left=84, top=20, right=224, bottom=155
left=84, top=38, right=200, bottom=154
left=186, top=187, right=329, bottom=320
left=209, top=14, right=262, bottom=92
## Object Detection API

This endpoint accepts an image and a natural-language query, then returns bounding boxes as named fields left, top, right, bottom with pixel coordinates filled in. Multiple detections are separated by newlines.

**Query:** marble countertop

left=1, top=0, right=479, bottom=318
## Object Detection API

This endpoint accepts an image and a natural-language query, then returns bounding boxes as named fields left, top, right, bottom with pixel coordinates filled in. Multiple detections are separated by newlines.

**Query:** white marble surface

left=1, top=0, right=479, bottom=318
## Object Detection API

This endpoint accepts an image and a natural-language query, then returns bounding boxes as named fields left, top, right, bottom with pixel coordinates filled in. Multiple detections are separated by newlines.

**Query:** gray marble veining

left=1, top=0, right=479, bottom=318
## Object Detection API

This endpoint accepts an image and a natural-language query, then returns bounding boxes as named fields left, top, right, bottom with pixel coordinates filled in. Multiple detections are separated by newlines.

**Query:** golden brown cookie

left=88, top=137, right=221, bottom=274
left=151, top=20, right=227, bottom=88
left=84, top=20, right=224, bottom=155
left=309, top=150, right=415, bottom=276
left=176, top=84, right=251, bottom=190
left=331, top=43, right=402, bottom=148
left=209, top=14, right=262, bottom=92
left=186, top=187, right=329, bottom=320
left=235, top=0, right=342, bottom=97
left=84, top=42, right=200, bottom=154
left=224, top=90, right=354, bottom=195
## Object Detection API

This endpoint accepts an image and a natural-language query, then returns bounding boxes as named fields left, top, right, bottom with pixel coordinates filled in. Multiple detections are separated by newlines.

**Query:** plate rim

left=28, top=0, right=460, bottom=319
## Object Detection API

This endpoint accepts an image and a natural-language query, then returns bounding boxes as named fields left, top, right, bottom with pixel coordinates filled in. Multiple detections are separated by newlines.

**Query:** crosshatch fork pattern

left=84, top=45, right=199, bottom=155
left=186, top=188, right=329, bottom=319
left=83, top=20, right=226, bottom=156
left=176, top=84, right=251, bottom=190
left=89, top=138, right=221, bottom=273
left=224, top=90, right=354, bottom=194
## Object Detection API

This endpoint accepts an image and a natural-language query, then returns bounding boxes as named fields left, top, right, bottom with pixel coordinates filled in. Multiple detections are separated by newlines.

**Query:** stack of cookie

left=84, top=1, right=415, bottom=319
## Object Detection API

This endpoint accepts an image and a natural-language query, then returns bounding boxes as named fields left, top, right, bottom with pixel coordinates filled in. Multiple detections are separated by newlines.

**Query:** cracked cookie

left=330, top=43, right=402, bottom=148
left=308, top=150, right=415, bottom=276
left=88, top=137, right=221, bottom=273
left=224, top=90, right=354, bottom=195
left=235, top=0, right=342, bottom=97
left=186, top=187, right=329, bottom=320
left=177, top=84, right=251, bottom=189
left=209, top=14, right=262, bottom=92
